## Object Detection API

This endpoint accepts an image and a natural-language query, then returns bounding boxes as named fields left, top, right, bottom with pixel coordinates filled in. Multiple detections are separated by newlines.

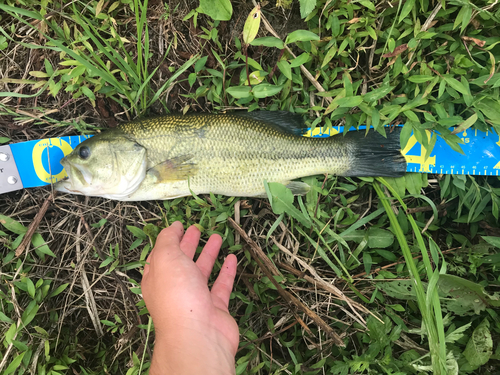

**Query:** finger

left=211, top=254, right=237, bottom=312
left=195, top=233, right=223, bottom=280
left=179, top=225, right=201, bottom=259
left=150, top=221, right=184, bottom=264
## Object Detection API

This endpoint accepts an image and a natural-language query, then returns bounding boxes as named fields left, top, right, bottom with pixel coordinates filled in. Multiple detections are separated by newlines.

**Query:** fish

left=54, top=111, right=406, bottom=201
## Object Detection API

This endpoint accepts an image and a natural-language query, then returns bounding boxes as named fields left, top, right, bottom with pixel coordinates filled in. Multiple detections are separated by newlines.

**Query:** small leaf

left=363, top=86, right=395, bottom=102
left=277, top=60, right=292, bottom=80
left=321, top=44, right=337, bottom=68
left=242, top=5, right=261, bottom=45
left=198, top=0, right=232, bottom=21
left=265, top=182, right=311, bottom=226
left=285, top=30, right=320, bottom=45
left=95, top=0, right=105, bottom=16
left=290, top=52, right=310, bottom=67
left=81, top=86, right=96, bottom=100
left=463, top=319, right=493, bottom=369
left=336, top=96, right=363, bottom=107
left=127, top=225, right=148, bottom=240
left=0, top=215, right=27, bottom=235
left=482, top=236, right=500, bottom=248
left=195, top=56, right=208, bottom=72
left=4, top=352, right=26, bottom=375
left=408, top=75, right=434, bottom=83
left=250, top=36, right=284, bottom=49
left=29, top=71, right=50, bottom=78
left=367, top=227, right=394, bottom=248
left=451, top=113, right=478, bottom=135
left=443, top=76, right=468, bottom=95
left=49, top=283, right=69, bottom=298
left=300, top=0, right=316, bottom=19
left=399, top=0, right=415, bottom=23
left=226, top=86, right=252, bottom=98
left=252, top=83, right=283, bottom=98
left=32, top=233, right=56, bottom=257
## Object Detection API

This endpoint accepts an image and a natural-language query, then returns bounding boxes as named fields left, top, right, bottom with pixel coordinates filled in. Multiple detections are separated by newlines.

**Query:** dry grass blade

left=15, top=193, right=53, bottom=257
left=229, top=217, right=345, bottom=347
left=76, top=219, right=104, bottom=337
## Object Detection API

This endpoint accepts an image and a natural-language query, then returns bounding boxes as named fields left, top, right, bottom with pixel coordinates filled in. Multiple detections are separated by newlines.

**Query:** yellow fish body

left=54, top=112, right=406, bottom=201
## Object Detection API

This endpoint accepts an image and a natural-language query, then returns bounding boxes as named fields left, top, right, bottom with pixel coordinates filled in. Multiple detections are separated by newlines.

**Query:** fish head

left=54, top=132, right=148, bottom=199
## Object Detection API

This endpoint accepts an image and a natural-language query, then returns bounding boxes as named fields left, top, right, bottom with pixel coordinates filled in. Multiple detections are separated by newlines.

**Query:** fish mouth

left=54, top=160, right=89, bottom=194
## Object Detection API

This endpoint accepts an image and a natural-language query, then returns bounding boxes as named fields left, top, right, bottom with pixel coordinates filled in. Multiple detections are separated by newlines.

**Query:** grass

left=1, top=0, right=500, bottom=374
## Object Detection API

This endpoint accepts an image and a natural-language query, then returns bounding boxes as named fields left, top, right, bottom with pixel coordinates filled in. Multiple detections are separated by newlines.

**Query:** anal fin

left=285, top=181, right=311, bottom=195
left=148, top=155, right=198, bottom=182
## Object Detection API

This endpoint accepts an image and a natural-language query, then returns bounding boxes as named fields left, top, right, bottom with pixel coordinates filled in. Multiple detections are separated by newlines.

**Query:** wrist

left=150, top=325, right=236, bottom=375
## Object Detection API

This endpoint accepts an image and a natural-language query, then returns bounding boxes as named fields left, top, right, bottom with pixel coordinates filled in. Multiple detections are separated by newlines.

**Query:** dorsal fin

left=233, top=111, right=308, bottom=136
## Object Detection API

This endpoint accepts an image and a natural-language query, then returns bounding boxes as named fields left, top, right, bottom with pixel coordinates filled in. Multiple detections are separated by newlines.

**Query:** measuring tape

left=1, top=127, right=499, bottom=195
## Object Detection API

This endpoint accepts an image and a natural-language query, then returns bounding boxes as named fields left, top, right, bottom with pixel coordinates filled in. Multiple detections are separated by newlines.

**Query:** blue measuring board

left=5, top=125, right=500, bottom=192
left=10, top=135, right=92, bottom=188
left=304, top=126, right=500, bottom=176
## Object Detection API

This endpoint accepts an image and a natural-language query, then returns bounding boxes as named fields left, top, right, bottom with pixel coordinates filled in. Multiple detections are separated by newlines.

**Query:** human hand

left=142, top=221, right=239, bottom=375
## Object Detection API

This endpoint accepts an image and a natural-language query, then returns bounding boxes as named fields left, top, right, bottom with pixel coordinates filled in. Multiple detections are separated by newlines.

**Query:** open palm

left=142, top=221, right=239, bottom=372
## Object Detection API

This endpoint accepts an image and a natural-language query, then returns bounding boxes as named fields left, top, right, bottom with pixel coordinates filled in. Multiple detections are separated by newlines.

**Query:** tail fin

left=344, top=128, right=407, bottom=177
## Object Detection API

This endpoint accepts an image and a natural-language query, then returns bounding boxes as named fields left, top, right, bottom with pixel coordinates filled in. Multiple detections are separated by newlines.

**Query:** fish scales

left=54, top=111, right=406, bottom=201
left=120, top=113, right=352, bottom=199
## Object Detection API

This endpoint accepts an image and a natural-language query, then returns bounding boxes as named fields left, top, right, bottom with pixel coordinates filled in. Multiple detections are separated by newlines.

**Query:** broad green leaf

left=127, top=225, right=148, bottom=240
left=438, top=274, right=500, bottom=315
left=250, top=37, right=284, bottom=49
left=285, top=30, right=320, bottom=44
left=363, top=86, right=394, bottom=102
left=32, top=233, right=56, bottom=257
left=21, top=300, right=39, bottom=326
left=277, top=60, right=292, bottom=80
left=336, top=96, right=363, bottom=107
left=29, top=71, right=49, bottom=78
left=26, top=278, right=35, bottom=298
left=4, top=352, right=26, bottom=375
left=299, top=0, right=316, bottom=19
left=265, top=182, right=311, bottom=226
left=194, top=56, right=208, bottom=72
left=321, top=44, right=337, bottom=68
left=408, top=75, right=434, bottom=83
left=451, top=113, right=478, bottom=135
left=244, top=71, right=265, bottom=85
left=482, top=236, right=500, bottom=248
left=0, top=136, right=11, bottom=143
left=0, top=310, right=14, bottom=323
left=252, top=84, right=283, bottom=98
left=399, top=0, right=415, bottom=23
left=463, top=319, right=493, bottom=369
left=474, top=99, right=500, bottom=125
left=367, top=227, right=394, bottom=248
left=0, top=215, right=27, bottom=235
left=49, top=283, right=69, bottom=298
left=343, top=228, right=394, bottom=248
left=242, top=5, right=261, bottom=44
left=443, top=76, right=468, bottom=95
left=198, top=0, right=232, bottom=21
left=401, top=97, right=428, bottom=111
left=290, top=52, right=310, bottom=67
left=405, top=173, right=423, bottom=195
left=378, top=280, right=421, bottom=300
left=81, top=86, right=95, bottom=100
left=226, top=86, right=252, bottom=99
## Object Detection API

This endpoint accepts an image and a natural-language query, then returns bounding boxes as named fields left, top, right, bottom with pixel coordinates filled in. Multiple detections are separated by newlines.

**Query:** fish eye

left=79, top=146, right=91, bottom=159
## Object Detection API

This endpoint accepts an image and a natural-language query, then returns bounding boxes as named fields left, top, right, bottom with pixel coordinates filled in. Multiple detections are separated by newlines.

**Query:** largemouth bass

left=54, top=111, right=406, bottom=201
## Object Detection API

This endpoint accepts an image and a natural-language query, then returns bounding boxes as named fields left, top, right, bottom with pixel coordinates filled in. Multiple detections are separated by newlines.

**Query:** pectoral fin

left=148, top=155, right=198, bottom=182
